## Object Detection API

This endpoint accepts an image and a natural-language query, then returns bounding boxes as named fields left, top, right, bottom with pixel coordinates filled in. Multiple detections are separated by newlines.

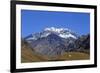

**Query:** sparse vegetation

left=57, top=52, right=89, bottom=61
left=21, top=46, right=90, bottom=63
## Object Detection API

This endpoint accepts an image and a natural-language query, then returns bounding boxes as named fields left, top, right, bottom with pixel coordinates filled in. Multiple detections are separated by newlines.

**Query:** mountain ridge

left=25, top=27, right=78, bottom=42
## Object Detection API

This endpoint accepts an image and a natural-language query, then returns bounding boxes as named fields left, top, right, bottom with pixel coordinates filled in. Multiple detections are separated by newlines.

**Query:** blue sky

left=21, top=10, right=90, bottom=38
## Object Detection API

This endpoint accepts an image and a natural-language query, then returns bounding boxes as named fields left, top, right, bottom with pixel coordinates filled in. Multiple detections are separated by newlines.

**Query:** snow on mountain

left=44, top=27, right=70, bottom=33
left=44, top=27, right=77, bottom=39
left=25, top=27, right=78, bottom=42
left=59, top=34, right=77, bottom=39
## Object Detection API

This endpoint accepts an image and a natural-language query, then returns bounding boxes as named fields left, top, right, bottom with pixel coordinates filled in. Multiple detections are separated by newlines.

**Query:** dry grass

left=21, top=46, right=52, bottom=63
left=21, top=46, right=90, bottom=63
left=21, top=41, right=90, bottom=63
left=56, top=52, right=90, bottom=61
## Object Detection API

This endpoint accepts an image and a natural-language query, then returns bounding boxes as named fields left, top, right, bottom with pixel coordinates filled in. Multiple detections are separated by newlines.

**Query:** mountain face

left=72, top=34, right=90, bottom=54
left=29, top=33, right=66, bottom=57
left=24, top=27, right=90, bottom=57
left=25, top=27, right=78, bottom=42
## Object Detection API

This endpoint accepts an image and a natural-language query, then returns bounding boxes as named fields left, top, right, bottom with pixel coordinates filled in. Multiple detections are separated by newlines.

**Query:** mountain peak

left=44, top=27, right=77, bottom=39
left=25, top=27, right=78, bottom=42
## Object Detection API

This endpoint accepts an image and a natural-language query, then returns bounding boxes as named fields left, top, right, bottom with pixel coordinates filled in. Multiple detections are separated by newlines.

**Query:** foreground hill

left=21, top=39, right=50, bottom=62
left=21, top=39, right=89, bottom=63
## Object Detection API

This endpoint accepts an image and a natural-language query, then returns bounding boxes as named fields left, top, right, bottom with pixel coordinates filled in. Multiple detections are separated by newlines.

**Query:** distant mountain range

left=23, top=27, right=90, bottom=58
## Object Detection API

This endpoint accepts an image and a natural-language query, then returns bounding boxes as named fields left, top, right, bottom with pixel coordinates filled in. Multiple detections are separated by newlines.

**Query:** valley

left=21, top=47, right=89, bottom=63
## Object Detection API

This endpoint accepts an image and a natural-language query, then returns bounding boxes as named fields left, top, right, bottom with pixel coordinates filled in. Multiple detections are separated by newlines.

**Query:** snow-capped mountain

left=23, top=27, right=89, bottom=57
left=25, top=27, right=78, bottom=42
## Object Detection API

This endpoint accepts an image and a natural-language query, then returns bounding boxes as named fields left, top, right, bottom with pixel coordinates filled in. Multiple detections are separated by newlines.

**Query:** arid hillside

left=21, top=39, right=89, bottom=63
